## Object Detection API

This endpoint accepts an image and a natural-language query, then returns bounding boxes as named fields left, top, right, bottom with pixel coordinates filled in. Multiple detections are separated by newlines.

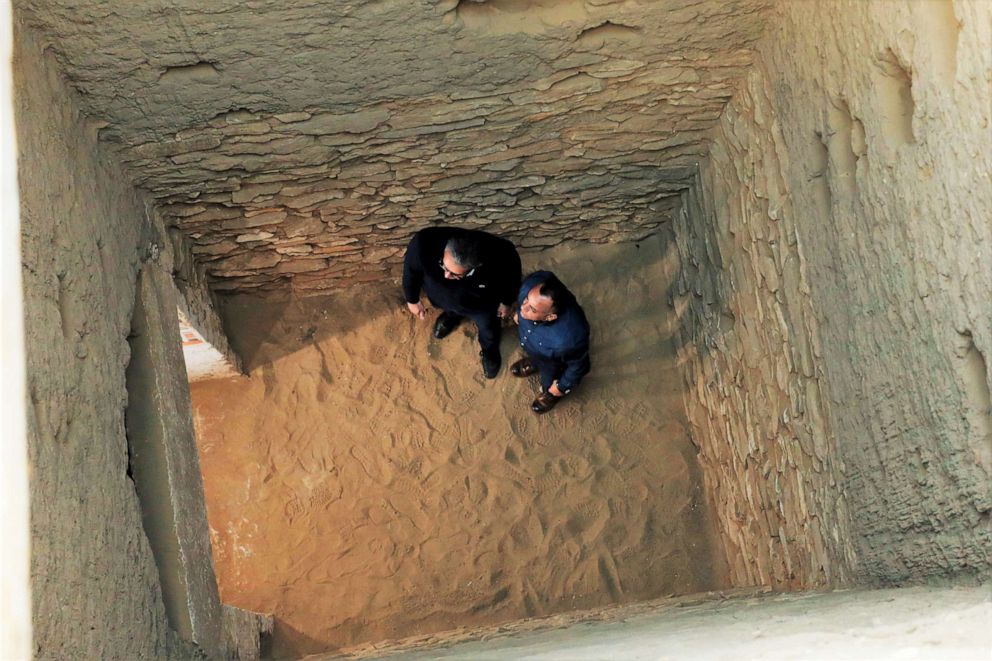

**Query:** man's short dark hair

left=538, top=275, right=575, bottom=313
left=445, top=236, right=482, bottom=269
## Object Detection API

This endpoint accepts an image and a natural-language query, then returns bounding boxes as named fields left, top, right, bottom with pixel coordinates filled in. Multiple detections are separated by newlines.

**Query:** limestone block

left=221, top=605, right=273, bottom=661
left=288, top=109, right=391, bottom=135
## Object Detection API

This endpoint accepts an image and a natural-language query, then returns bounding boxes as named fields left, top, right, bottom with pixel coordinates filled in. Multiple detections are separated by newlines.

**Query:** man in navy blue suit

left=512, top=271, right=590, bottom=414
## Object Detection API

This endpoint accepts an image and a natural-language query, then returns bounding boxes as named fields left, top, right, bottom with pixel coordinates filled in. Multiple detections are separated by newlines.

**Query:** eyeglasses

left=439, top=259, right=475, bottom=279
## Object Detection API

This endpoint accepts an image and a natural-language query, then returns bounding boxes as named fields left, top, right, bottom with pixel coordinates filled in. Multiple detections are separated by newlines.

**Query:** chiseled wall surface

left=677, top=0, right=991, bottom=588
left=126, top=263, right=228, bottom=656
left=16, top=0, right=772, bottom=294
left=672, top=86, right=857, bottom=589
left=14, top=22, right=201, bottom=659
left=762, top=0, right=992, bottom=584
left=169, top=227, right=245, bottom=378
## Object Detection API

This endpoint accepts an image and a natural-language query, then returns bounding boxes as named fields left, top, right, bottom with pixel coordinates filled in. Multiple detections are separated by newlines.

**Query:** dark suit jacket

left=402, top=227, right=521, bottom=315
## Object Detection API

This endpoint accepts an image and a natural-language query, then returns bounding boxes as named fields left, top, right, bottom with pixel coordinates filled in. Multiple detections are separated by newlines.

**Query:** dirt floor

left=190, top=231, right=729, bottom=658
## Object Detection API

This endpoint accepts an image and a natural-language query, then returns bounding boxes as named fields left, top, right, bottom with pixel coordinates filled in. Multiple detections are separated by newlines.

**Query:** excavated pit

left=189, top=233, right=727, bottom=656
left=11, top=0, right=990, bottom=659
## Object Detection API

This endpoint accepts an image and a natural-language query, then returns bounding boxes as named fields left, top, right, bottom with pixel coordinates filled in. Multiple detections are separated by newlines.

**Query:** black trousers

left=444, top=310, right=500, bottom=354
left=430, top=301, right=501, bottom=354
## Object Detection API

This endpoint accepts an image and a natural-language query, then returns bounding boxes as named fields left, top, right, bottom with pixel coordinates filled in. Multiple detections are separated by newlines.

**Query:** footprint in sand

left=567, top=500, right=610, bottom=542
left=610, top=442, right=647, bottom=471
left=368, top=345, right=390, bottom=365
left=385, top=496, right=434, bottom=537
left=510, top=414, right=558, bottom=448
left=486, top=455, right=532, bottom=487
left=597, top=553, right=625, bottom=601
left=454, top=386, right=477, bottom=408
left=350, top=445, right=392, bottom=484
left=508, top=414, right=530, bottom=438
left=421, top=430, right=447, bottom=455
left=389, top=474, right=426, bottom=500
left=398, top=456, right=426, bottom=479
left=592, top=466, right=627, bottom=496
left=584, top=409, right=608, bottom=429
left=552, top=405, right=582, bottom=428
left=630, top=400, right=652, bottom=421
left=588, top=435, right=613, bottom=466
left=453, top=438, right=484, bottom=467
left=310, top=482, right=341, bottom=510
left=607, top=495, right=632, bottom=518
left=606, top=416, right=639, bottom=438
left=284, top=496, right=305, bottom=524
left=558, top=454, right=592, bottom=480
left=535, top=470, right=565, bottom=496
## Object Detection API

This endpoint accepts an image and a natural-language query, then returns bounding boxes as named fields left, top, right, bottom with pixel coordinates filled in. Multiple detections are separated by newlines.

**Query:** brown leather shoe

left=510, top=357, right=538, bottom=377
left=531, top=391, right=561, bottom=414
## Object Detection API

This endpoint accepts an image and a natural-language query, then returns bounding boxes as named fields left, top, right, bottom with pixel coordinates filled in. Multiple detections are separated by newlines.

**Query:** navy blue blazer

left=516, top=271, right=591, bottom=392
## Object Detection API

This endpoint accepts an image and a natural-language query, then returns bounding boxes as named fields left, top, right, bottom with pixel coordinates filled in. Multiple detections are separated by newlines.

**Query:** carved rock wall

left=17, top=0, right=773, bottom=293
left=675, top=0, right=991, bottom=589
left=14, top=20, right=230, bottom=658
left=672, top=93, right=857, bottom=589
left=760, top=0, right=992, bottom=584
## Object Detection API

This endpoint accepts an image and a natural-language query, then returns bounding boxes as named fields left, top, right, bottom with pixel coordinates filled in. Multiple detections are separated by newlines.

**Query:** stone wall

left=0, top=1, right=31, bottom=657
left=17, top=0, right=773, bottom=294
left=672, top=93, right=857, bottom=589
left=125, top=263, right=227, bottom=656
left=169, top=226, right=244, bottom=378
left=14, top=20, right=224, bottom=658
left=676, top=0, right=991, bottom=588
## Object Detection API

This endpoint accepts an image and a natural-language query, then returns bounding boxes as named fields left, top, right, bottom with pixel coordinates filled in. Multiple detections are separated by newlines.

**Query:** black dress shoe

left=480, top=350, right=501, bottom=379
left=433, top=312, right=463, bottom=339
left=531, top=391, right=561, bottom=414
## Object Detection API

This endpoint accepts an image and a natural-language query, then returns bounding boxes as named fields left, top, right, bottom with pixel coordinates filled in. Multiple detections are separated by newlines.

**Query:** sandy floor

left=190, top=232, right=728, bottom=658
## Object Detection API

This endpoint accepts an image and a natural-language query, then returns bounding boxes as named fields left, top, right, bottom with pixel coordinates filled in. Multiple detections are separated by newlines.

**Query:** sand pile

left=190, top=233, right=728, bottom=657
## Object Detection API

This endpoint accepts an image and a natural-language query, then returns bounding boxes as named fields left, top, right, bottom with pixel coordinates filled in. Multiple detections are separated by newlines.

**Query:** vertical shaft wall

left=675, top=0, right=991, bottom=587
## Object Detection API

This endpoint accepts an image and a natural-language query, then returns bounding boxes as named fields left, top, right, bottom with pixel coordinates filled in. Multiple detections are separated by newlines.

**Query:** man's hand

left=498, top=303, right=511, bottom=319
left=407, top=302, right=426, bottom=319
left=549, top=382, right=564, bottom=397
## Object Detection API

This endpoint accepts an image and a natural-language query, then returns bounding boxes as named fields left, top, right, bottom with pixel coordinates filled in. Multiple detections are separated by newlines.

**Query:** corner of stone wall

left=747, top=1, right=992, bottom=585
left=676, top=0, right=992, bottom=589
left=14, top=15, right=235, bottom=657
left=159, top=215, right=245, bottom=377
left=670, top=68, right=859, bottom=588
left=222, top=605, right=274, bottom=661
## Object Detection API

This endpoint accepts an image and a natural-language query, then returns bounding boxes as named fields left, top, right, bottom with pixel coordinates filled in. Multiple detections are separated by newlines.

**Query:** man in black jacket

left=402, top=226, right=521, bottom=378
